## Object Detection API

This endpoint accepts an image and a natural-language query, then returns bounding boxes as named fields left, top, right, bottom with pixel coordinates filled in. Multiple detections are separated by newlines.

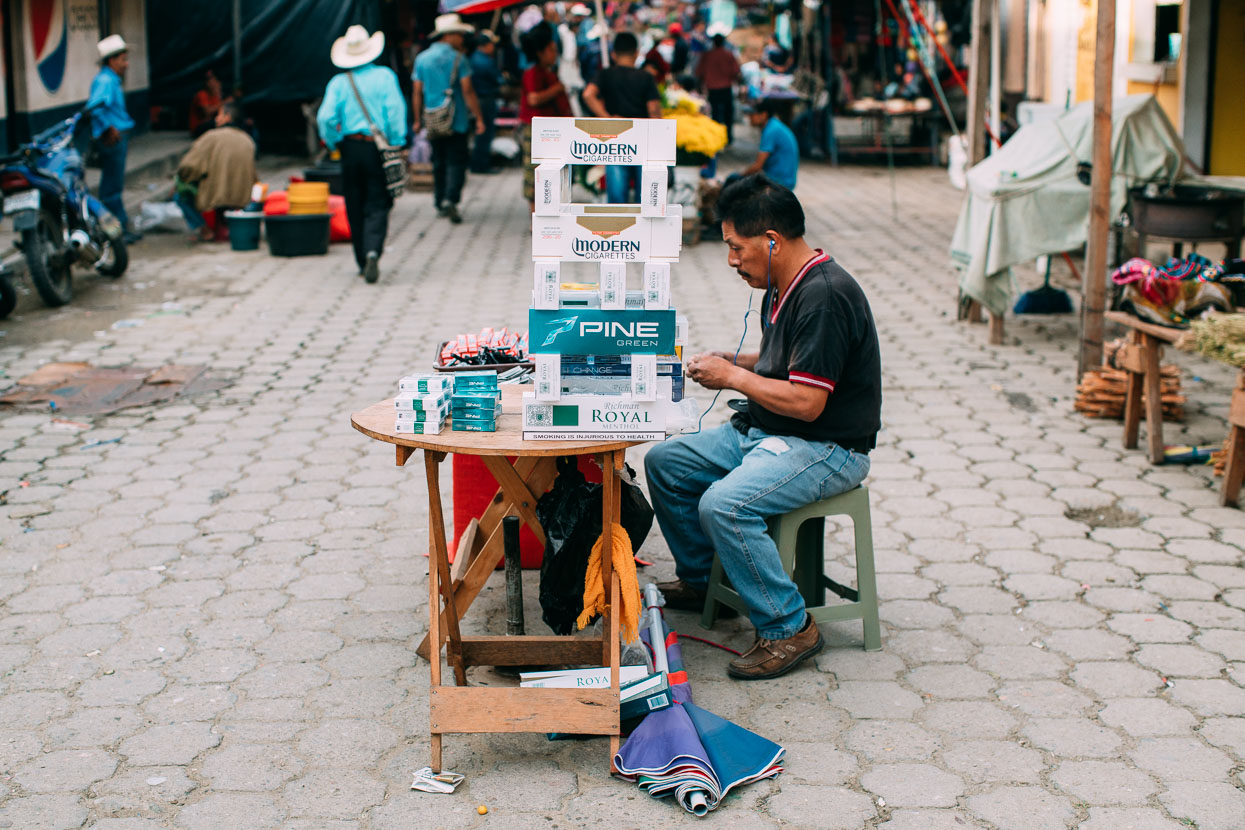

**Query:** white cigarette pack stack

left=394, top=374, right=452, bottom=434
left=523, top=117, right=686, bottom=440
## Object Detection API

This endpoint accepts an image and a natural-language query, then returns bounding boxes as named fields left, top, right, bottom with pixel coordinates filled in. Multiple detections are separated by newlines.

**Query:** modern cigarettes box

left=530, top=117, right=676, bottom=166
left=533, top=163, right=572, bottom=216
left=531, top=206, right=682, bottom=263
left=398, top=374, right=453, bottom=394
left=394, top=393, right=450, bottom=411
left=394, top=418, right=445, bottom=434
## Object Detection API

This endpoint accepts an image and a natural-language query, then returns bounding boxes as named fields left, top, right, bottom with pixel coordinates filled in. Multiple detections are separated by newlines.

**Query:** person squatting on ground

left=582, top=31, right=661, bottom=203
left=87, top=35, right=139, bottom=244
left=645, top=174, right=882, bottom=680
left=175, top=101, right=257, bottom=242
left=317, top=25, right=407, bottom=283
left=413, top=14, right=486, bottom=225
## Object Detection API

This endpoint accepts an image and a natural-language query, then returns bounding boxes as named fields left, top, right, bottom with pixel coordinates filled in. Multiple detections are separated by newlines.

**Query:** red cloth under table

left=451, top=453, right=602, bottom=569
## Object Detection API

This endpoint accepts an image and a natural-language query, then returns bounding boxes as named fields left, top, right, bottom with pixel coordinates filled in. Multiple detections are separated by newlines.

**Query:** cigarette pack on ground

left=398, top=374, right=453, bottom=394
left=394, top=393, right=451, bottom=411
left=530, top=117, right=676, bottom=166
left=522, top=392, right=668, bottom=440
left=531, top=207, right=682, bottom=263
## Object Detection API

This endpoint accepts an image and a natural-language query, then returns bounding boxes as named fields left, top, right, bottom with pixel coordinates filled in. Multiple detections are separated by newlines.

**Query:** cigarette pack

left=451, top=390, right=502, bottom=410
left=533, top=260, right=561, bottom=310
left=398, top=374, right=453, bottom=394
left=531, top=207, right=682, bottom=263
left=451, top=403, right=503, bottom=421
left=395, top=407, right=448, bottom=422
left=451, top=419, right=497, bottom=432
left=394, top=418, right=446, bottom=434
left=630, top=353, right=658, bottom=401
left=452, top=371, right=499, bottom=392
left=559, top=374, right=681, bottom=401
left=522, top=392, right=669, bottom=438
left=394, top=393, right=451, bottom=411
left=561, top=356, right=681, bottom=378
left=530, top=117, right=676, bottom=166
left=643, top=262, right=670, bottom=309
left=533, top=163, right=572, bottom=216
left=529, top=308, right=677, bottom=355
left=534, top=353, right=561, bottom=401
left=599, top=262, right=626, bottom=310
left=555, top=287, right=647, bottom=309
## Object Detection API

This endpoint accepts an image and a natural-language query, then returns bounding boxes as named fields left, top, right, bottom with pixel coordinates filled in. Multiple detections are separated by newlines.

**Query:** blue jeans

left=175, top=191, right=204, bottom=230
left=605, top=164, right=641, bottom=203
left=645, top=422, right=870, bottom=639
left=96, top=135, right=129, bottom=229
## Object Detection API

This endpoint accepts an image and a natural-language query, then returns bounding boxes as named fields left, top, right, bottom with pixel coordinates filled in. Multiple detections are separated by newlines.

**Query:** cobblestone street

left=0, top=154, right=1243, bottom=829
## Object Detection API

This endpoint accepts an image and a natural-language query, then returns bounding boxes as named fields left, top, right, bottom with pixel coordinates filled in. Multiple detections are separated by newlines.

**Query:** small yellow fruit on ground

left=477, top=805, right=488, bottom=815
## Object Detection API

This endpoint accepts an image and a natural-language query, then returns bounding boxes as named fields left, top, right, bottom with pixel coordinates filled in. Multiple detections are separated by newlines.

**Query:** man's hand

left=475, top=119, right=486, bottom=135
left=99, top=126, right=121, bottom=148
left=686, top=353, right=739, bottom=390
left=412, top=118, right=421, bottom=134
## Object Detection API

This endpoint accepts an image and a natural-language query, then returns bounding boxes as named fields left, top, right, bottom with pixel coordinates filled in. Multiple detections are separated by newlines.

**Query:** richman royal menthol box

left=535, top=162, right=668, bottom=217
left=531, top=206, right=682, bottom=263
left=522, top=392, right=668, bottom=441
left=530, top=117, right=676, bottom=166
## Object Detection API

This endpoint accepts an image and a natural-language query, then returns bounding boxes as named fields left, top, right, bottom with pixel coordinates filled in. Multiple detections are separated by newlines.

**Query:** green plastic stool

left=699, top=485, right=881, bottom=651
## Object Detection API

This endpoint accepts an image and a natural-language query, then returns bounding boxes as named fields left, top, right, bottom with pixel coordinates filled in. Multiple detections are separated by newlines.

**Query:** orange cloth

left=576, top=523, right=642, bottom=643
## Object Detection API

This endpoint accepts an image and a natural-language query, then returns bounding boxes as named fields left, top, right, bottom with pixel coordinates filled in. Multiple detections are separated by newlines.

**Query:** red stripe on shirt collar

left=769, top=249, right=829, bottom=324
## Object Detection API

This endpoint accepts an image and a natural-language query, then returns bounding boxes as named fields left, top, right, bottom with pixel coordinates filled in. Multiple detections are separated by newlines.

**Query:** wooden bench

left=1104, top=310, right=1245, bottom=506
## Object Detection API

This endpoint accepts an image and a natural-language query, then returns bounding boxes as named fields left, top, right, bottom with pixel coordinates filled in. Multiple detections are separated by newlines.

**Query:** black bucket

left=265, top=213, right=330, bottom=257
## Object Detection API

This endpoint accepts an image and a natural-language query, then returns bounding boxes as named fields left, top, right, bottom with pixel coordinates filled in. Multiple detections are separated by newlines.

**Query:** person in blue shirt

left=318, top=25, right=408, bottom=284
left=469, top=31, right=504, bottom=174
left=742, top=99, right=799, bottom=190
left=413, top=14, right=485, bottom=224
left=86, top=35, right=138, bottom=243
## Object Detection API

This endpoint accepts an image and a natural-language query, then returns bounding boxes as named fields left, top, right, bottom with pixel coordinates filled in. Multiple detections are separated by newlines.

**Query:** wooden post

left=1079, top=0, right=1116, bottom=376
left=964, top=0, right=1005, bottom=343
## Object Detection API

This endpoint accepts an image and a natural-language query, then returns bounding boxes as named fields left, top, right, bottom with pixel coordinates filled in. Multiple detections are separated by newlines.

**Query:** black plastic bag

left=538, top=456, right=654, bottom=635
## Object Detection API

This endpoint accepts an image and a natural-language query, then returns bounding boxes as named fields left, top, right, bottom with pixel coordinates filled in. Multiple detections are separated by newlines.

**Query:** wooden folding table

left=351, top=385, right=645, bottom=769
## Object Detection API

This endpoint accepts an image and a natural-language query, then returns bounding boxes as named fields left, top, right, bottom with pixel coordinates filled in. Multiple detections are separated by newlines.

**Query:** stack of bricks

left=522, top=117, right=688, bottom=441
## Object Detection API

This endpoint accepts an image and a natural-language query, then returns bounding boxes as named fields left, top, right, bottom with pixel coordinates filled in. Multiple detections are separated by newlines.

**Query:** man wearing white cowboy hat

left=413, top=14, right=485, bottom=225
left=86, top=34, right=139, bottom=243
left=317, top=25, right=407, bottom=284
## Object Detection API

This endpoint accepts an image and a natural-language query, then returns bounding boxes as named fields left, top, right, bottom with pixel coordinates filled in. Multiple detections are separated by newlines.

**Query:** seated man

left=645, top=174, right=881, bottom=680
left=175, top=101, right=257, bottom=241
left=740, top=99, right=799, bottom=190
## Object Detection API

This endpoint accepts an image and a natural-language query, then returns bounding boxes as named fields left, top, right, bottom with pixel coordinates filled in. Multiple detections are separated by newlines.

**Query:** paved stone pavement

left=0, top=150, right=1243, bottom=830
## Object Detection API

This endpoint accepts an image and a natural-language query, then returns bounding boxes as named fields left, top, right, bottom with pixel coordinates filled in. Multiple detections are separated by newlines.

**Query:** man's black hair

left=711, top=33, right=725, bottom=48
left=520, top=22, right=555, bottom=62
left=220, top=100, right=245, bottom=125
left=613, top=31, right=638, bottom=55
left=716, top=173, right=804, bottom=239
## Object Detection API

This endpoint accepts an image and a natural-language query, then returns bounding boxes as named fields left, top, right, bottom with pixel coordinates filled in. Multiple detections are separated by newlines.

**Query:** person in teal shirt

left=742, top=99, right=799, bottom=190
left=413, top=14, right=484, bottom=224
left=86, top=35, right=138, bottom=242
left=318, top=25, right=407, bottom=284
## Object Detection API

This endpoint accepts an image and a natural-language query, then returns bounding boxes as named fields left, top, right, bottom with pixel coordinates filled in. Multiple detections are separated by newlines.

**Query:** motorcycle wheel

left=0, top=278, right=17, bottom=319
left=95, top=234, right=128, bottom=278
left=23, top=210, right=73, bottom=307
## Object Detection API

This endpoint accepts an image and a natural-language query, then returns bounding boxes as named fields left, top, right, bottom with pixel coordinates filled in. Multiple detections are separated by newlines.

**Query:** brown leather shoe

left=727, top=614, right=823, bottom=680
left=655, top=579, right=738, bottom=618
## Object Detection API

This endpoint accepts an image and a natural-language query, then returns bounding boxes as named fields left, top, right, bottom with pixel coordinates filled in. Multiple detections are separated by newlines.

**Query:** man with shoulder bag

left=413, top=14, right=485, bottom=224
left=317, top=25, right=408, bottom=283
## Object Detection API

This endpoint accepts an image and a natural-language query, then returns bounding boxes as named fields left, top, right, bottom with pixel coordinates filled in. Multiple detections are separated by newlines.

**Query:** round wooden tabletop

left=350, top=386, right=646, bottom=457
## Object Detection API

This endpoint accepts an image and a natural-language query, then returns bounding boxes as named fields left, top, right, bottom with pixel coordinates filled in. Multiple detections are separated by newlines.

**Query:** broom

left=1014, top=255, right=1074, bottom=314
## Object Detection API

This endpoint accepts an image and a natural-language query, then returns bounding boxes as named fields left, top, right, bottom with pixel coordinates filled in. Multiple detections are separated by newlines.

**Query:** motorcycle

left=0, top=111, right=127, bottom=311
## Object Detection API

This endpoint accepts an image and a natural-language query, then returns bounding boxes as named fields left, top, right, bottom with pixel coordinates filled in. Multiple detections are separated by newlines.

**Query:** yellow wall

left=1209, top=0, right=1245, bottom=174
left=1075, top=0, right=1097, bottom=102
left=1126, top=79, right=1180, bottom=122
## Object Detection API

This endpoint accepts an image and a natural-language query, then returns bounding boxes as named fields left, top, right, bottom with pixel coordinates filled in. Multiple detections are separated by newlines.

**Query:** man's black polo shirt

left=730, top=250, right=882, bottom=451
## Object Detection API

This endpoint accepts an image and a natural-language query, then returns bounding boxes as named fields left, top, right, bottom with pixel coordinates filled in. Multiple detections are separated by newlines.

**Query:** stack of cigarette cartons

left=451, top=371, right=501, bottom=432
left=524, top=117, right=688, bottom=441
left=394, top=374, right=453, bottom=434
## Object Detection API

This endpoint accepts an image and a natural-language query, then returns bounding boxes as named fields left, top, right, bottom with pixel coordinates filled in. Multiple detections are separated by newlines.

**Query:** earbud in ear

left=769, top=239, right=776, bottom=250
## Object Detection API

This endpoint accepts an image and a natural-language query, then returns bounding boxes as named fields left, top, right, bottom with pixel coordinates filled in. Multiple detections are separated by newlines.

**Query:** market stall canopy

left=439, top=0, right=528, bottom=15
left=950, top=95, right=1187, bottom=316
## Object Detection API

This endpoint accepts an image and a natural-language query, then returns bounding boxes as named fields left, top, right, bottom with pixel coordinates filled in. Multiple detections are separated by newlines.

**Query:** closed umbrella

left=613, top=585, right=785, bottom=815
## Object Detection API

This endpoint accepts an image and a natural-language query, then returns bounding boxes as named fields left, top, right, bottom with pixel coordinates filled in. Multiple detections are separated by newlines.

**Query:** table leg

left=1142, top=333, right=1165, bottom=464
left=1222, top=374, right=1245, bottom=507
left=602, top=450, right=624, bottom=766
left=424, top=451, right=466, bottom=681
left=1122, top=330, right=1144, bottom=450
left=425, top=453, right=444, bottom=771
left=416, top=456, right=559, bottom=661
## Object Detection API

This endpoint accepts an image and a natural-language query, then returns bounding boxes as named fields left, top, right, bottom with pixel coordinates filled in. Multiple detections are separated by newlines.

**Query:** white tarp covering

left=950, top=95, right=1187, bottom=315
